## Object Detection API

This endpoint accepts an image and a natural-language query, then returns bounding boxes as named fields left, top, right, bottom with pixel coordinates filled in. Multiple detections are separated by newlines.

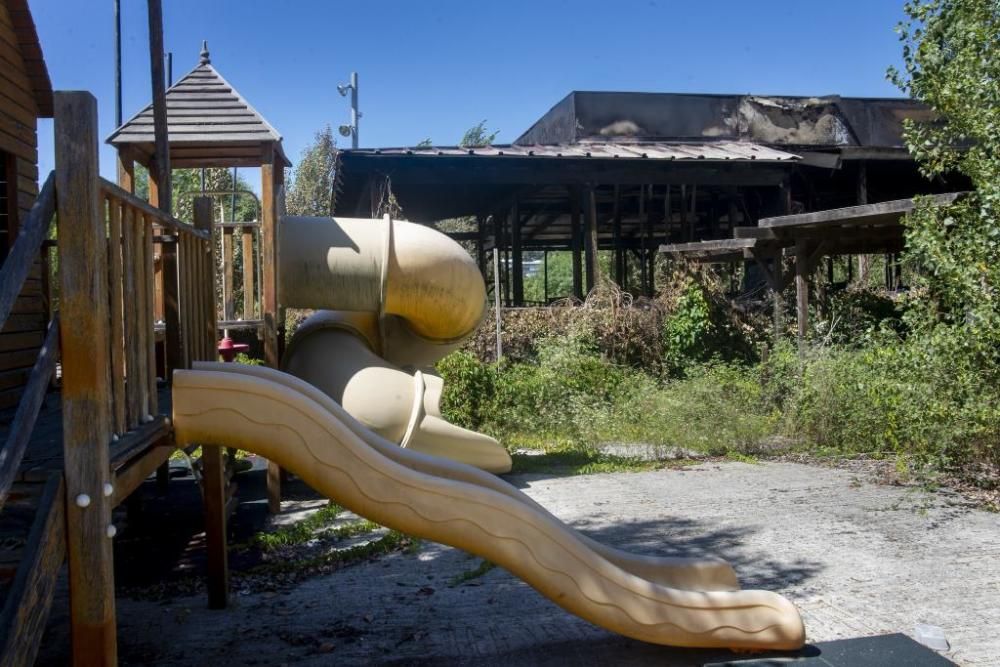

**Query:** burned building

left=332, top=92, right=964, bottom=305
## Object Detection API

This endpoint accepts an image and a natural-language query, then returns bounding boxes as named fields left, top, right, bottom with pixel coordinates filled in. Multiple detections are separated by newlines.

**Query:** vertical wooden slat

left=261, top=147, right=282, bottom=513
left=194, top=197, right=217, bottom=362
left=222, top=228, right=234, bottom=322
left=54, top=90, right=117, bottom=666
left=143, top=213, right=158, bottom=414
left=107, top=197, right=126, bottom=436
left=177, top=235, right=188, bottom=369
left=203, top=240, right=213, bottom=360
left=121, top=205, right=141, bottom=428
left=134, top=217, right=150, bottom=418
left=241, top=226, right=254, bottom=320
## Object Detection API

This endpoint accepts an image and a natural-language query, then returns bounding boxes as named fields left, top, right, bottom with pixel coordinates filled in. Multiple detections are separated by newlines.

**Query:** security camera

left=337, top=84, right=351, bottom=97
left=338, top=125, right=353, bottom=138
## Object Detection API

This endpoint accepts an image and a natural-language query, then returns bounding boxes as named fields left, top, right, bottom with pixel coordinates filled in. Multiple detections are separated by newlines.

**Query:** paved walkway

left=41, top=461, right=1000, bottom=665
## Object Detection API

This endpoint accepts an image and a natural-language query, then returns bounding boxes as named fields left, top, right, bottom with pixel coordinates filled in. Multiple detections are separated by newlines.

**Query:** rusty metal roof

left=342, top=140, right=799, bottom=163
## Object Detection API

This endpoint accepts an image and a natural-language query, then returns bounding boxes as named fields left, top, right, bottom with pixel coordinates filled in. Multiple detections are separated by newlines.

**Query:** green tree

left=889, top=0, right=999, bottom=352
left=286, top=126, right=338, bottom=216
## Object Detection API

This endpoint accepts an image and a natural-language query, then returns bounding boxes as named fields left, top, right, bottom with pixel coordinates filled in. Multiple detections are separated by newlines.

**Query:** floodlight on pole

left=336, top=71, right=360, bottom=149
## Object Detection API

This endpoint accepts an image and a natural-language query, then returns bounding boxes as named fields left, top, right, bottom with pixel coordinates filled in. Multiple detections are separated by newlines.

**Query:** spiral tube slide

left=278, top=215, right=512, bottom=472
left=173, top=364, right=806, bottom=650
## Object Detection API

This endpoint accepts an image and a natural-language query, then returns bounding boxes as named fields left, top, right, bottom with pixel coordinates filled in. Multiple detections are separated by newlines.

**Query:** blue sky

left=32, top=1, right=910, bottom=184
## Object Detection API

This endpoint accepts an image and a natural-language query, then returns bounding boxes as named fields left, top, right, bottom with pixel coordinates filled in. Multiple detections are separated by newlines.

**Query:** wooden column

left=511, top=198, right=523, bottom=306
left=476, top=214, right=487, bottom=279
left=569, top=187, right=583, bottom=300
left=242, top=227, right=254, bottom=319
left=584, top=186, right=599, bottom=293
left=639, top=186, right=648, bottom=295
left=55, top=91, right=117, bottom=666
left=856, top=162, right=869, bottom=284
left=795, top=240, right=809, bottom=350
left=646, top=185, right=656, bottom=294
left=260, top=145, right=283, bottom=514
left=772, top=252, right=784, bottom=339
left=222, top=228, right=235, bottom=320
left=195, top=196, right=229, bottom=607
left=612, top=185, right=623, bottom=286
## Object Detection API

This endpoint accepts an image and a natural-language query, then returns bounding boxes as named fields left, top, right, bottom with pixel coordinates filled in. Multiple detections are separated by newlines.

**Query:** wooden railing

left=0, top=172, right=58, bottom=514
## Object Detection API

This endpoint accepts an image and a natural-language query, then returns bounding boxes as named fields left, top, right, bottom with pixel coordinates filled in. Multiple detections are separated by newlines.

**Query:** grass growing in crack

left=247, top=530, right=412, bottom=577
left=510, top=442, right=699, bottom=475
left=247, top=503, right=345, bottom=551
left=449, top=559, right=496, bottom=586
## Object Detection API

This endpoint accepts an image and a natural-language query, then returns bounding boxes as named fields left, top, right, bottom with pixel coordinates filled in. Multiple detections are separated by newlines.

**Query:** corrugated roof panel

left=345, top=140, right=799, bottom=162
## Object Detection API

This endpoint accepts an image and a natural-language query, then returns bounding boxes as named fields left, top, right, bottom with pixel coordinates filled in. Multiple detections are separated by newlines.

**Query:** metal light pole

left=337, top=71, right=360, bottom=149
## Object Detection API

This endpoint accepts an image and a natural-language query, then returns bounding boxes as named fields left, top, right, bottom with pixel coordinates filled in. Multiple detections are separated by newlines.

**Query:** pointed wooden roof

left=107, top=43, right=290, bottom=168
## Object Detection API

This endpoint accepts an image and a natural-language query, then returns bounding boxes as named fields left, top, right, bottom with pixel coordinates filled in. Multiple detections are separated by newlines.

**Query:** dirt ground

left=35, top=457, right=1000, bottom=666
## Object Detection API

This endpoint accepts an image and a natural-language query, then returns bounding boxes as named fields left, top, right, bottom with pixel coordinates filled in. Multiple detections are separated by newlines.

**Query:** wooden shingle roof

left=107, top=44, right=290, bottom=168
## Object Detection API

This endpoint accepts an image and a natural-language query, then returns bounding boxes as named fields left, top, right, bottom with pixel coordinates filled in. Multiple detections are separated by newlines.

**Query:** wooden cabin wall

left=0, top=2, right=47, bottom=412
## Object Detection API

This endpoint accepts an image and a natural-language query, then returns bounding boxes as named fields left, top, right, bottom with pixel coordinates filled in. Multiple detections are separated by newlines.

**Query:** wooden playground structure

left=0, top=2, right=285, bottom=662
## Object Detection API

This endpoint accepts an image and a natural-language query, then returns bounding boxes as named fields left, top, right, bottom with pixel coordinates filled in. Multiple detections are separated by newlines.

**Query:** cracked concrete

left=37, top=461, right=999, bottom=665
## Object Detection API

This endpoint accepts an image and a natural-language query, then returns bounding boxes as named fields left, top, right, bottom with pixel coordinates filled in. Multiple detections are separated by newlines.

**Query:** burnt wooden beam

left=569, top=187, right=583, bottom=299
left=584, top=186, right=599, bottom=293
left=511, top=198, right=523, bottom=306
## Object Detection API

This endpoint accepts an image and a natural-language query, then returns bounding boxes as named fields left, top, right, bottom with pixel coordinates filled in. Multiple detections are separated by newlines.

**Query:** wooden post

left=241, top=226, right=254, bottom=319
left=146, top=0, right=170, bottom=214
left=795, top=240, right=809, bottom=351
left=612, top=185, right=622, bottom=285
left=569, top=187, right=583, bottom=300
left=222, top=228, right=234, bottom=320
left=639, top=186, right=648, bottom=294
left=543, top=250, right=549, bottom=303
left=194, top=197, right=229, bottom=608
left=54, top=91, right=117, bottom=666
left=511, top=198, right=523, bottom=306
left=646, top=185, right=656, bottom=294
left=476, top=215, right=487, bottom=280
left=772, top=251, right=784, bottom=339
left=493, top=248, right=502, bottom=362
left=260, top=145, right=282, bottom=514
left=584, top=186, right=599, bottom=293
left=856, top=162, right=869, bottom=284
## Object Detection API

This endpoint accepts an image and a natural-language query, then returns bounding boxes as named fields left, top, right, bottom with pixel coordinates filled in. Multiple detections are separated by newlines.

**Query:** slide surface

left=173, top=364, right=805, bottom=650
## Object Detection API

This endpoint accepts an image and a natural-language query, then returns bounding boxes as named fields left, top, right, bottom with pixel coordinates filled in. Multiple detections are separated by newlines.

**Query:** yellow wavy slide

left=173, top=362, right=805, bottom=650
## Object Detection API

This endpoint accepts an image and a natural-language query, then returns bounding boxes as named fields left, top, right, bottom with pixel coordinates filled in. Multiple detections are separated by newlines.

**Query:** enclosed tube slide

left=278, top=215, right=511, bottom=473
left=173, top=362, right=805, bottom=650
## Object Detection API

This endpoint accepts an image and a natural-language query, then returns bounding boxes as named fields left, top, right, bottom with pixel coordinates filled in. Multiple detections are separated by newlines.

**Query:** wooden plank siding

left=0, top=0, right=45, bottom=415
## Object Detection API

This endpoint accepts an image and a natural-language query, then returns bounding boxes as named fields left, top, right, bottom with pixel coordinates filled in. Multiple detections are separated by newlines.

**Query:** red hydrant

left=217, top=334, right=250, bottom=362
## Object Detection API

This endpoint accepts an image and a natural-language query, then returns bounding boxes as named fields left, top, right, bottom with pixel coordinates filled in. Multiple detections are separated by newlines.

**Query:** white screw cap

left=103, top=482, right=114, bottom=497
left=106, top=524, right=117, bottom=538
left=75, top=494, right=91, bottom=508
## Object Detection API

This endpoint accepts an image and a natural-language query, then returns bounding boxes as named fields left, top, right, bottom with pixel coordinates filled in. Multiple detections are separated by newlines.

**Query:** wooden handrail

left=98, top=178, right=210, bottom=241
left=0, top=172, right=56, bottom=332
left=0, top=314, right=60, bottom=512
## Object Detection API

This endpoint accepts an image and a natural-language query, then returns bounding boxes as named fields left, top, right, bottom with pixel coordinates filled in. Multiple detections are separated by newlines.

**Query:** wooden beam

left=0, top=475, right=65, bottom=667
left=569, top=187, right=583, bottom=299
left=612, top=185, right=623, bottom=285
left=584, top=186, right=599, bottom=293
left=511, top=197, right=523, bottom=306
left=795, top=239, right=809, bottom=349
left=54, top=91, right=117, bottom=666
left=260, top=145, right=282, bottom=514
left=146, top=0, right=171, bottom=214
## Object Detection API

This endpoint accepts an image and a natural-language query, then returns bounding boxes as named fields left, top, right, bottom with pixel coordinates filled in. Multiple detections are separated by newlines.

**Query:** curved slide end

left=408, top=414, right=512, bottom=474
left=173, top=366, right=805, bottom=650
